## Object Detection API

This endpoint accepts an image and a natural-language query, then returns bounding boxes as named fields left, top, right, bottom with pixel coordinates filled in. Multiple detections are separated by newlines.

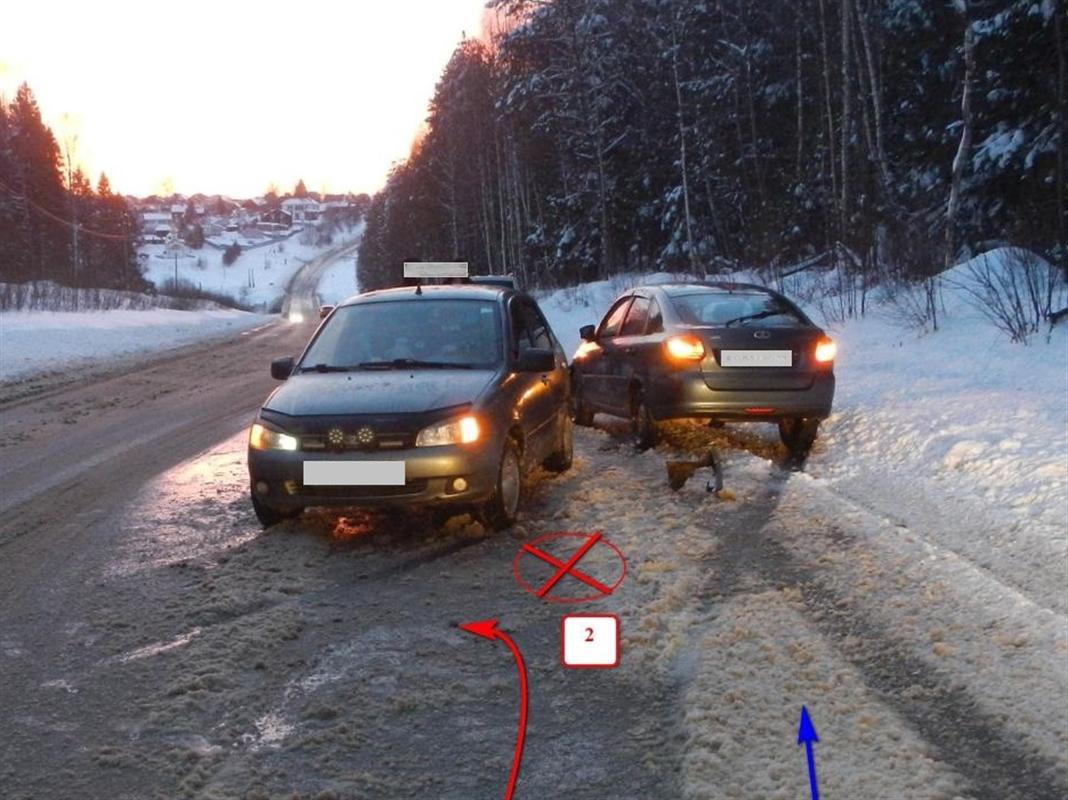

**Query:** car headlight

left=415, top=415, right=480, bottom=447
left=249, top=422, right=299, bottom=451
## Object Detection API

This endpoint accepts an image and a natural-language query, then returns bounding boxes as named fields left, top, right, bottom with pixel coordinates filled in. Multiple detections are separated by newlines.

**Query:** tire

left=778, top=417, right=821, bottom=455
left=544, top=410, right=574, bottom=472
left=480, top=438, right=523, bottom=531
left=630, top=392, right=659, bottom=451
left=251, top=494, right=304, bottom=528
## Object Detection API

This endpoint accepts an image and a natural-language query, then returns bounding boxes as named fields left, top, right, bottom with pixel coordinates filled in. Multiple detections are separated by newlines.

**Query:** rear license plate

left=720, top=350, right=792, bottom=367
left=303, top=461, right=406, bottom=486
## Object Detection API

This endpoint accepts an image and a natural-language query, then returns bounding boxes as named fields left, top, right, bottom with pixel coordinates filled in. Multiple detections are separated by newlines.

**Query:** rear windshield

left=301, top=299, right=503, bottom=368
left=670, top=292, right=806, bottom=327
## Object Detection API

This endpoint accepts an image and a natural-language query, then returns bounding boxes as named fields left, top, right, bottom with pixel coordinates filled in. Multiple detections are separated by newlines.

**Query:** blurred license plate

left=720, top=350, right=792, bottom=367
left=303, top=461, right=405, bottom=486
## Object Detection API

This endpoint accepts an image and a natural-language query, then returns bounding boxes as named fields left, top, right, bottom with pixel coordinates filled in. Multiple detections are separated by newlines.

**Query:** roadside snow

left=315, top=223, right=364, bottom=305
left=0, top=308, right=271, bottom=383
left=535, top=251, right=1068, bottom=610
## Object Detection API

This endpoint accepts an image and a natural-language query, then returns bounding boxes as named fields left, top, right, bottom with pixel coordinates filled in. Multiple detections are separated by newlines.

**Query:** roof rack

left=400, top=262, right=517, bottom=291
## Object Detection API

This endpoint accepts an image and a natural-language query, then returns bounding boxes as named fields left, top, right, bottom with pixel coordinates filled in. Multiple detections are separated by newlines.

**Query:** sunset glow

left=0, top=0, right=490, bottom=197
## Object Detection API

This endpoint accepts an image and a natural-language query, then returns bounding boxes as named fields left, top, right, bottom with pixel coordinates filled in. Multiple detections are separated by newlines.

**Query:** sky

left=0, top=0, right=491, bottom=198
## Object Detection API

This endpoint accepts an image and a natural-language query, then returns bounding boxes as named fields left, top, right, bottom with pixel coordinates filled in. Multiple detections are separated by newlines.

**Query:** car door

left=582, top=296, right=632, bottom=411
left=509, top=296, right=559, bottom=462
left=609, top=294, right=653, bottom=407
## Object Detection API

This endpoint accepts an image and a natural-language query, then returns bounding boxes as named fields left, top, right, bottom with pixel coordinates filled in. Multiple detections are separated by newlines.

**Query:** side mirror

left=515, top=348, right=556, bottom=373
left=319, top=304, right=334, bottom=319
left=271, top=356, right=295, bottom=380
left=579, top=324, right=596, bottom=342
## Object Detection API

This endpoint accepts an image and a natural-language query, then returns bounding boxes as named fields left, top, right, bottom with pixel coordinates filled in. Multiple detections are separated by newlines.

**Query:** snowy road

left=1, top=325, right=1066, bottom=797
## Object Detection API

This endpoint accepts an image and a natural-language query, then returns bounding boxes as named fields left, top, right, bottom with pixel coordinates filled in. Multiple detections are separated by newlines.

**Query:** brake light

left=665, top=335, right=705, bottom=361
left=815, top=338, right=837, bottom=363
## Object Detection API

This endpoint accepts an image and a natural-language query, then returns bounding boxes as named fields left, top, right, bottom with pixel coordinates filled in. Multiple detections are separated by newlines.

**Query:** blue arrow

left=797, top=705, right=820, bottom=800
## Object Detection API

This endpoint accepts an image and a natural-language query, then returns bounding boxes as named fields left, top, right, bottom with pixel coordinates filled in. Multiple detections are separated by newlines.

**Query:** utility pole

left=174, top=249, right=178, bottom=288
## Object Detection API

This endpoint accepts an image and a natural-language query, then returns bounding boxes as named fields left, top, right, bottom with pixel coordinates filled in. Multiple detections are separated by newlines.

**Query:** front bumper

left=647, top=371, right=835, bottom=421
left=248, top=442, right=499, bottom=510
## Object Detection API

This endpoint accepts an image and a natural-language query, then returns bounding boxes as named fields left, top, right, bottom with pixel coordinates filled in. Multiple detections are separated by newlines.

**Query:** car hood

left=263, top=369, right=498, bottom=416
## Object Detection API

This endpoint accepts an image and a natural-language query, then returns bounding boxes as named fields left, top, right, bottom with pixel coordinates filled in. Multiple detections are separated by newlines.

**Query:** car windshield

left=671, top=292, right=805, bottom=327
left=300, top=299, right=503, bottom=369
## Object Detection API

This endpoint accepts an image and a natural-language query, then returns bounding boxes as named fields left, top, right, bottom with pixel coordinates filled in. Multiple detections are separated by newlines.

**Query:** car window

left=301, top=299, right=503, bottom=368
left=620, top=296, right=650, bottom=336
left=598, top=297, right=633, bottom=338
left=646, top=297, right=664, bottom=334
left=671, top=292, right=805, bottom=327
left=511, top=298, right=552, bottom=353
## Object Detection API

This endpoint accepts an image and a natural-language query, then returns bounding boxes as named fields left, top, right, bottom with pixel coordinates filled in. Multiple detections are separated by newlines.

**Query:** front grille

left=299, top=480, right=428, bottom=499
left=301, top=434, right=412, bottom=451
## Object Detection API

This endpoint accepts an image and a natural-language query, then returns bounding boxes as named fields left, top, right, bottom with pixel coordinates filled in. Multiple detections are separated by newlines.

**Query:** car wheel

left=631, top=392, right=659, bottom=451
left=251, top=494, right=304, bottom=528
left=545, top=410, right=574, bottom=472
left=778, top=417, right=821, bottom=455
left=481, top=438, right=523, bottom=530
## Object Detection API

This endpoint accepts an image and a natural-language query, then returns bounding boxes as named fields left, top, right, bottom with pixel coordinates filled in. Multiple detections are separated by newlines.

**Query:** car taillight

left=665, top=335, right=705, bottom=361
left=815, top=338, right=837, bottom=363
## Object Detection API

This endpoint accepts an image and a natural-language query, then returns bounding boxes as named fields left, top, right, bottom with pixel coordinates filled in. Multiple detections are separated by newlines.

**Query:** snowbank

left=0, top=308, right=271, bottom=383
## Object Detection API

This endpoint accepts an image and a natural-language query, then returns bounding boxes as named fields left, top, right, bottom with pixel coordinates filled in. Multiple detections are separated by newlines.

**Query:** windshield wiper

left=723, top=309, right=785, bottom=327
left=357, top=358, right=473, bottom=370
left=299, top=363, right=357, bottom=373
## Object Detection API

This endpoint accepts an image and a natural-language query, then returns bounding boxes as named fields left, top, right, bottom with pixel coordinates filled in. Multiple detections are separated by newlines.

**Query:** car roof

left=338, top=284, right=512, bottom=306
left=643, top=281, right=776, bottom=297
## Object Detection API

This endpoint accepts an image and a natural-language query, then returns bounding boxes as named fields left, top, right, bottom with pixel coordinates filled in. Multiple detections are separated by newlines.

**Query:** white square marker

left=561, top=614, right=620, bottom=669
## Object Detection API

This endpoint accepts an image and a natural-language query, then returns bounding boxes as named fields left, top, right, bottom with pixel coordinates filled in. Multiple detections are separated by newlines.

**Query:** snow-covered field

left=141, top=223, right=363, bottom=310
left=0, top=225, right=365, bottom=387
left=0, top=307, right=271, bottom=383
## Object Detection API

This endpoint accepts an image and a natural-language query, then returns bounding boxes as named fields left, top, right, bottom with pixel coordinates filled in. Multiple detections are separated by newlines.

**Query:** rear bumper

left=647, top=371, right=835, bottom=421
left=247, top=442, right=499, bottom=510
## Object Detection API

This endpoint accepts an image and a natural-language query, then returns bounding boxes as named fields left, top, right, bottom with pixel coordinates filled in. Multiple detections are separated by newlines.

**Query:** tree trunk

left=818, top=0, right=839, bottom=235
left=945, top=1, right=975, bottom=270
left=840, top=0, right=852, bottom=234
left=1056, top=0, right=1067, bottom=282
left=796, top=1, right=806, bottom=183
left=670, top=17, right=698, bottom=271
left=941, top=0, right=976, bottom=331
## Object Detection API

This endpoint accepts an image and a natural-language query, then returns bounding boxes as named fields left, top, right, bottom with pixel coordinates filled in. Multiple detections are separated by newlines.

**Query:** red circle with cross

left=513, top=531, right=627, bottom=603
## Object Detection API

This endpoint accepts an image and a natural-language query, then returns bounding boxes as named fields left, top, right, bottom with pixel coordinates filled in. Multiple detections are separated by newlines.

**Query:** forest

left=0, top=84, right=143, bottom=290
left=358, top=0, right=1065, bottom=311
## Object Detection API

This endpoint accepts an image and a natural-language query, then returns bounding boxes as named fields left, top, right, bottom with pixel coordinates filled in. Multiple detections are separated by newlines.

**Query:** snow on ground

left=141, top=223, right=362, bottom=310
left=535, top=251, right=1068, bottom=611
left=0, top=307, right=270, bottom=383
left=315, top=223, right=364, bottom=305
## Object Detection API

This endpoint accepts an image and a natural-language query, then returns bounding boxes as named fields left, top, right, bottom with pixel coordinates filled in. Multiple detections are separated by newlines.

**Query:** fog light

left=255, top=481, right=270, bottom=495
left=452, top=477, right=468, bottom=492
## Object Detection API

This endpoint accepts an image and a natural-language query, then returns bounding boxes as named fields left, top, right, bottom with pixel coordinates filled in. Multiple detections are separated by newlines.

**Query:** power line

left=0, top=177, right=137, bottom=241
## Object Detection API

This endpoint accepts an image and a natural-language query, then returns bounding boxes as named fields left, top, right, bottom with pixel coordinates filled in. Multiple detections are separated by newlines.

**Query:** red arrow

left=459, top=618, right=528, bottom=800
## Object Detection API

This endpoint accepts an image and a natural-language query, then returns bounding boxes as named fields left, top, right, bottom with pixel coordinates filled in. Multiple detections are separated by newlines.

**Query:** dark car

left=248, top=283, right=573, bottom=528
left=570, top=282, right=835, bottom=453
